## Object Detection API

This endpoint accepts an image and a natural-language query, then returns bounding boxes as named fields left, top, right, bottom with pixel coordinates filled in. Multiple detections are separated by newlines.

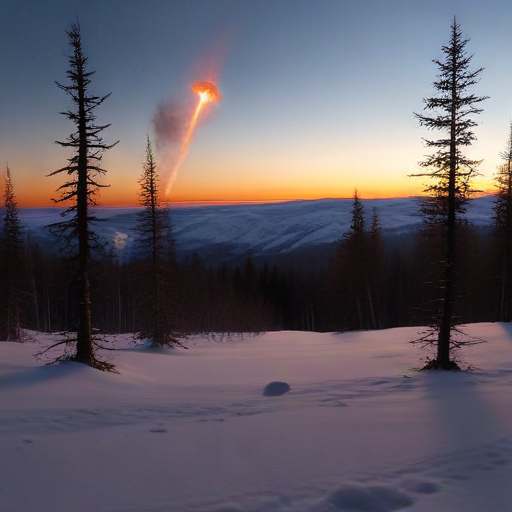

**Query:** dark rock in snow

left=327, top=483, right=414, bottom=511
left=262, top=381, right=291, bottom=396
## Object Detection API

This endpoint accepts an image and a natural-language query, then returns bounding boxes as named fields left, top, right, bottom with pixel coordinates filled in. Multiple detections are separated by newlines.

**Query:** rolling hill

left=16, top=196, right=495, bottom=265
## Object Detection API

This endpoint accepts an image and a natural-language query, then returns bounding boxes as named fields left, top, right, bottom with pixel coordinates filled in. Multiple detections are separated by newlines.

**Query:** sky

left=2, top=0, right=512, bottom=207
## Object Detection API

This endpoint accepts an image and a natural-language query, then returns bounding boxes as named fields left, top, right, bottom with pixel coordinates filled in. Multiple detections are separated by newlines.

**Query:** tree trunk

left=74, top=60, right=94, bottom=365
left=505, top=165, right=512, bottom=321
left=437, top=49, right=458, bottom=368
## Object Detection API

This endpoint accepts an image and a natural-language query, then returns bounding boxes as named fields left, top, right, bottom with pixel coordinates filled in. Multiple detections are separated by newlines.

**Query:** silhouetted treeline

left=5, top=214, right=507, bottom=337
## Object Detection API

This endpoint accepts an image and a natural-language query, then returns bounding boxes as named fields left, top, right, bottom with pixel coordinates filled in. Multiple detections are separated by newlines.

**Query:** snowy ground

left=17, top=196, right=495, bottom=260
left=1, top=323, right=512, bottom=511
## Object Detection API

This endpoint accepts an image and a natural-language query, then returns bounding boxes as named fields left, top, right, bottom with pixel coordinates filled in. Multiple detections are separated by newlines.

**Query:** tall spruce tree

left=325, top=190, right=371, bottom=330
left=493, top=122, right=512, bottom=321
left=413, top=17, right=487, bottom=369
left=347, top=189, right=365, bottom=237
left=345, top=190, right=367, bottom=328
left=134, top=136, right=181, bottom=347
left=47, top=23, right=118, bottom=370
left=368, top=207, right=384, bottom=329
left=0, top=165, right=24, bottom=341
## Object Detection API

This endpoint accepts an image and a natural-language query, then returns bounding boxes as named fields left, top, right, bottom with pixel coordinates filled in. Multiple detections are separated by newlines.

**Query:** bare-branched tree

left=0, top=165, right=25, bottom=341
left=493, top=122, right=512, bottom=321
left=412, top=17, right=487, bottom=369
left=134, top=136, right=183, bottom=348
left=46, top=22, right=118, bottom=370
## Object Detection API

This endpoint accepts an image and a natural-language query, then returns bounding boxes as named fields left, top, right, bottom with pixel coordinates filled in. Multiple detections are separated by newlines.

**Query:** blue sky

left=1, top=0, right=512, bottom=205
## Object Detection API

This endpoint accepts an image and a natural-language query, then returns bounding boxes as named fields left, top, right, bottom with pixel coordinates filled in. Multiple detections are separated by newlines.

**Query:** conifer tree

left=493, top=122, right=512, bottom=321
left=345, top=189, right=368, bottom=329
left=412, top=17, right=487, bottom=369
left=0, top=165, right=24, bottom=341
left=47, top=23, right=118, bottom=370
left=325, top=190, right=371, bottom=330
left=368, top=208, right=385, bottom=329
left=346, top=189, right=365, bottom=238
left=134, top=136, right=181, bottom=347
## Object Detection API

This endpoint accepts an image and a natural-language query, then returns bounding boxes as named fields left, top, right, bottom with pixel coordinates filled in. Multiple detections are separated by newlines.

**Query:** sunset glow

left=4, top=2, right=512, bottom=209
left=14, top=164, right=498, bottom=208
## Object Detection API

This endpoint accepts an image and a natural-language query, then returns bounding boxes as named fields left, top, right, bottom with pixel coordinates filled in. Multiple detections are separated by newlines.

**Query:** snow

left=17, top=196, right=496, bottom=259
left=1, top=323, right=512, bottom=511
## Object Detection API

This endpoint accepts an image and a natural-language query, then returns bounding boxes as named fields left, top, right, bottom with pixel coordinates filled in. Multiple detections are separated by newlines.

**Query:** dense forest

left=0, top=192, right=506, bottom=337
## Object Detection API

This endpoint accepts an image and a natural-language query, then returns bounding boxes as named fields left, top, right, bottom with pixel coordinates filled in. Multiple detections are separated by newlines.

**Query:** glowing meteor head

left=162, top=80, right=221, bottom=199
left=192, top=81, right=222, bottom=103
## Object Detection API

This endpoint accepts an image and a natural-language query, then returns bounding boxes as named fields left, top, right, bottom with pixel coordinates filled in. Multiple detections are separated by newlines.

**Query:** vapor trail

left=164, top=81, right=221, bottom=199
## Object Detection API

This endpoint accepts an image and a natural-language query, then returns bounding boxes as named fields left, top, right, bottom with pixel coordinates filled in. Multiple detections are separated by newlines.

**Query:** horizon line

left=17, top=196, right=425, bottom=209
left=16, top=192, right=499, bottom=209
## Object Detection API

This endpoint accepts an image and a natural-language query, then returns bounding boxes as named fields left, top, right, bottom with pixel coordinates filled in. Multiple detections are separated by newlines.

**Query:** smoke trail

left=152, top=99, right=188, bottom=152
left=152, top=82, right=221, bottom=199
left=151, top=100, right=189, bottom=197
left=162, top=82, right=221, bottom=196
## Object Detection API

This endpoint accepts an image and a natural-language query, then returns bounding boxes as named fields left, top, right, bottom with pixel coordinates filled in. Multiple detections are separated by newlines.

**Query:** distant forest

left=0, top=191, right=507, bottom=336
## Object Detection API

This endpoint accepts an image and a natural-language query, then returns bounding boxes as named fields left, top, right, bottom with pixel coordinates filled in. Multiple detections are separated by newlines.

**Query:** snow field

left=1, top=323, right=512, bottom=511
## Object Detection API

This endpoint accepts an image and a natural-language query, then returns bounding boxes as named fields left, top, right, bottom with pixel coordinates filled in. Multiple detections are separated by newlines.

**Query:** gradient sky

left=2, top=0, right=512, bottom=207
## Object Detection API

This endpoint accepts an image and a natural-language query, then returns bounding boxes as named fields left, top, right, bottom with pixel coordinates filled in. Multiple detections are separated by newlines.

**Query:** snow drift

left=1, top=323, right=512, bottom=511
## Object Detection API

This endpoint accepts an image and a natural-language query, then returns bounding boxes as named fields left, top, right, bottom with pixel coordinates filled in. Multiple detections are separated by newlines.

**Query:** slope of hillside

left=17, top=196, right=495, bottom=261
left=1, top=323, right=512, bottom=512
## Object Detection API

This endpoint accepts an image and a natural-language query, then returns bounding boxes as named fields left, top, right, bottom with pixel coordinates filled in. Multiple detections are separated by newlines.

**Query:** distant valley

left=17, top=196, right=495, bottom=266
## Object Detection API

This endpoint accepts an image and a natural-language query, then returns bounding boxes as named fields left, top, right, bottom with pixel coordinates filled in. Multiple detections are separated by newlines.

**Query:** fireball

left=165, top=81, right=222, bottom=198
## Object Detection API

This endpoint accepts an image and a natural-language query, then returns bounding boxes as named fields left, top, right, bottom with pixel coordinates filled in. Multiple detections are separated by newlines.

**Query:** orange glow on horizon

left=17, top=185, right=428, bottom=208
left=13, top=172, right=432, bottom=207
left=18, top=183, right=498, bottom=207
left=14, top=162, right=498, bottom=208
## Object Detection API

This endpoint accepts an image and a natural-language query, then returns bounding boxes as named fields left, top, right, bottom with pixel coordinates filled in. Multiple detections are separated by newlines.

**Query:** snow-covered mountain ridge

left=17, top=196, right=495, bottom=260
